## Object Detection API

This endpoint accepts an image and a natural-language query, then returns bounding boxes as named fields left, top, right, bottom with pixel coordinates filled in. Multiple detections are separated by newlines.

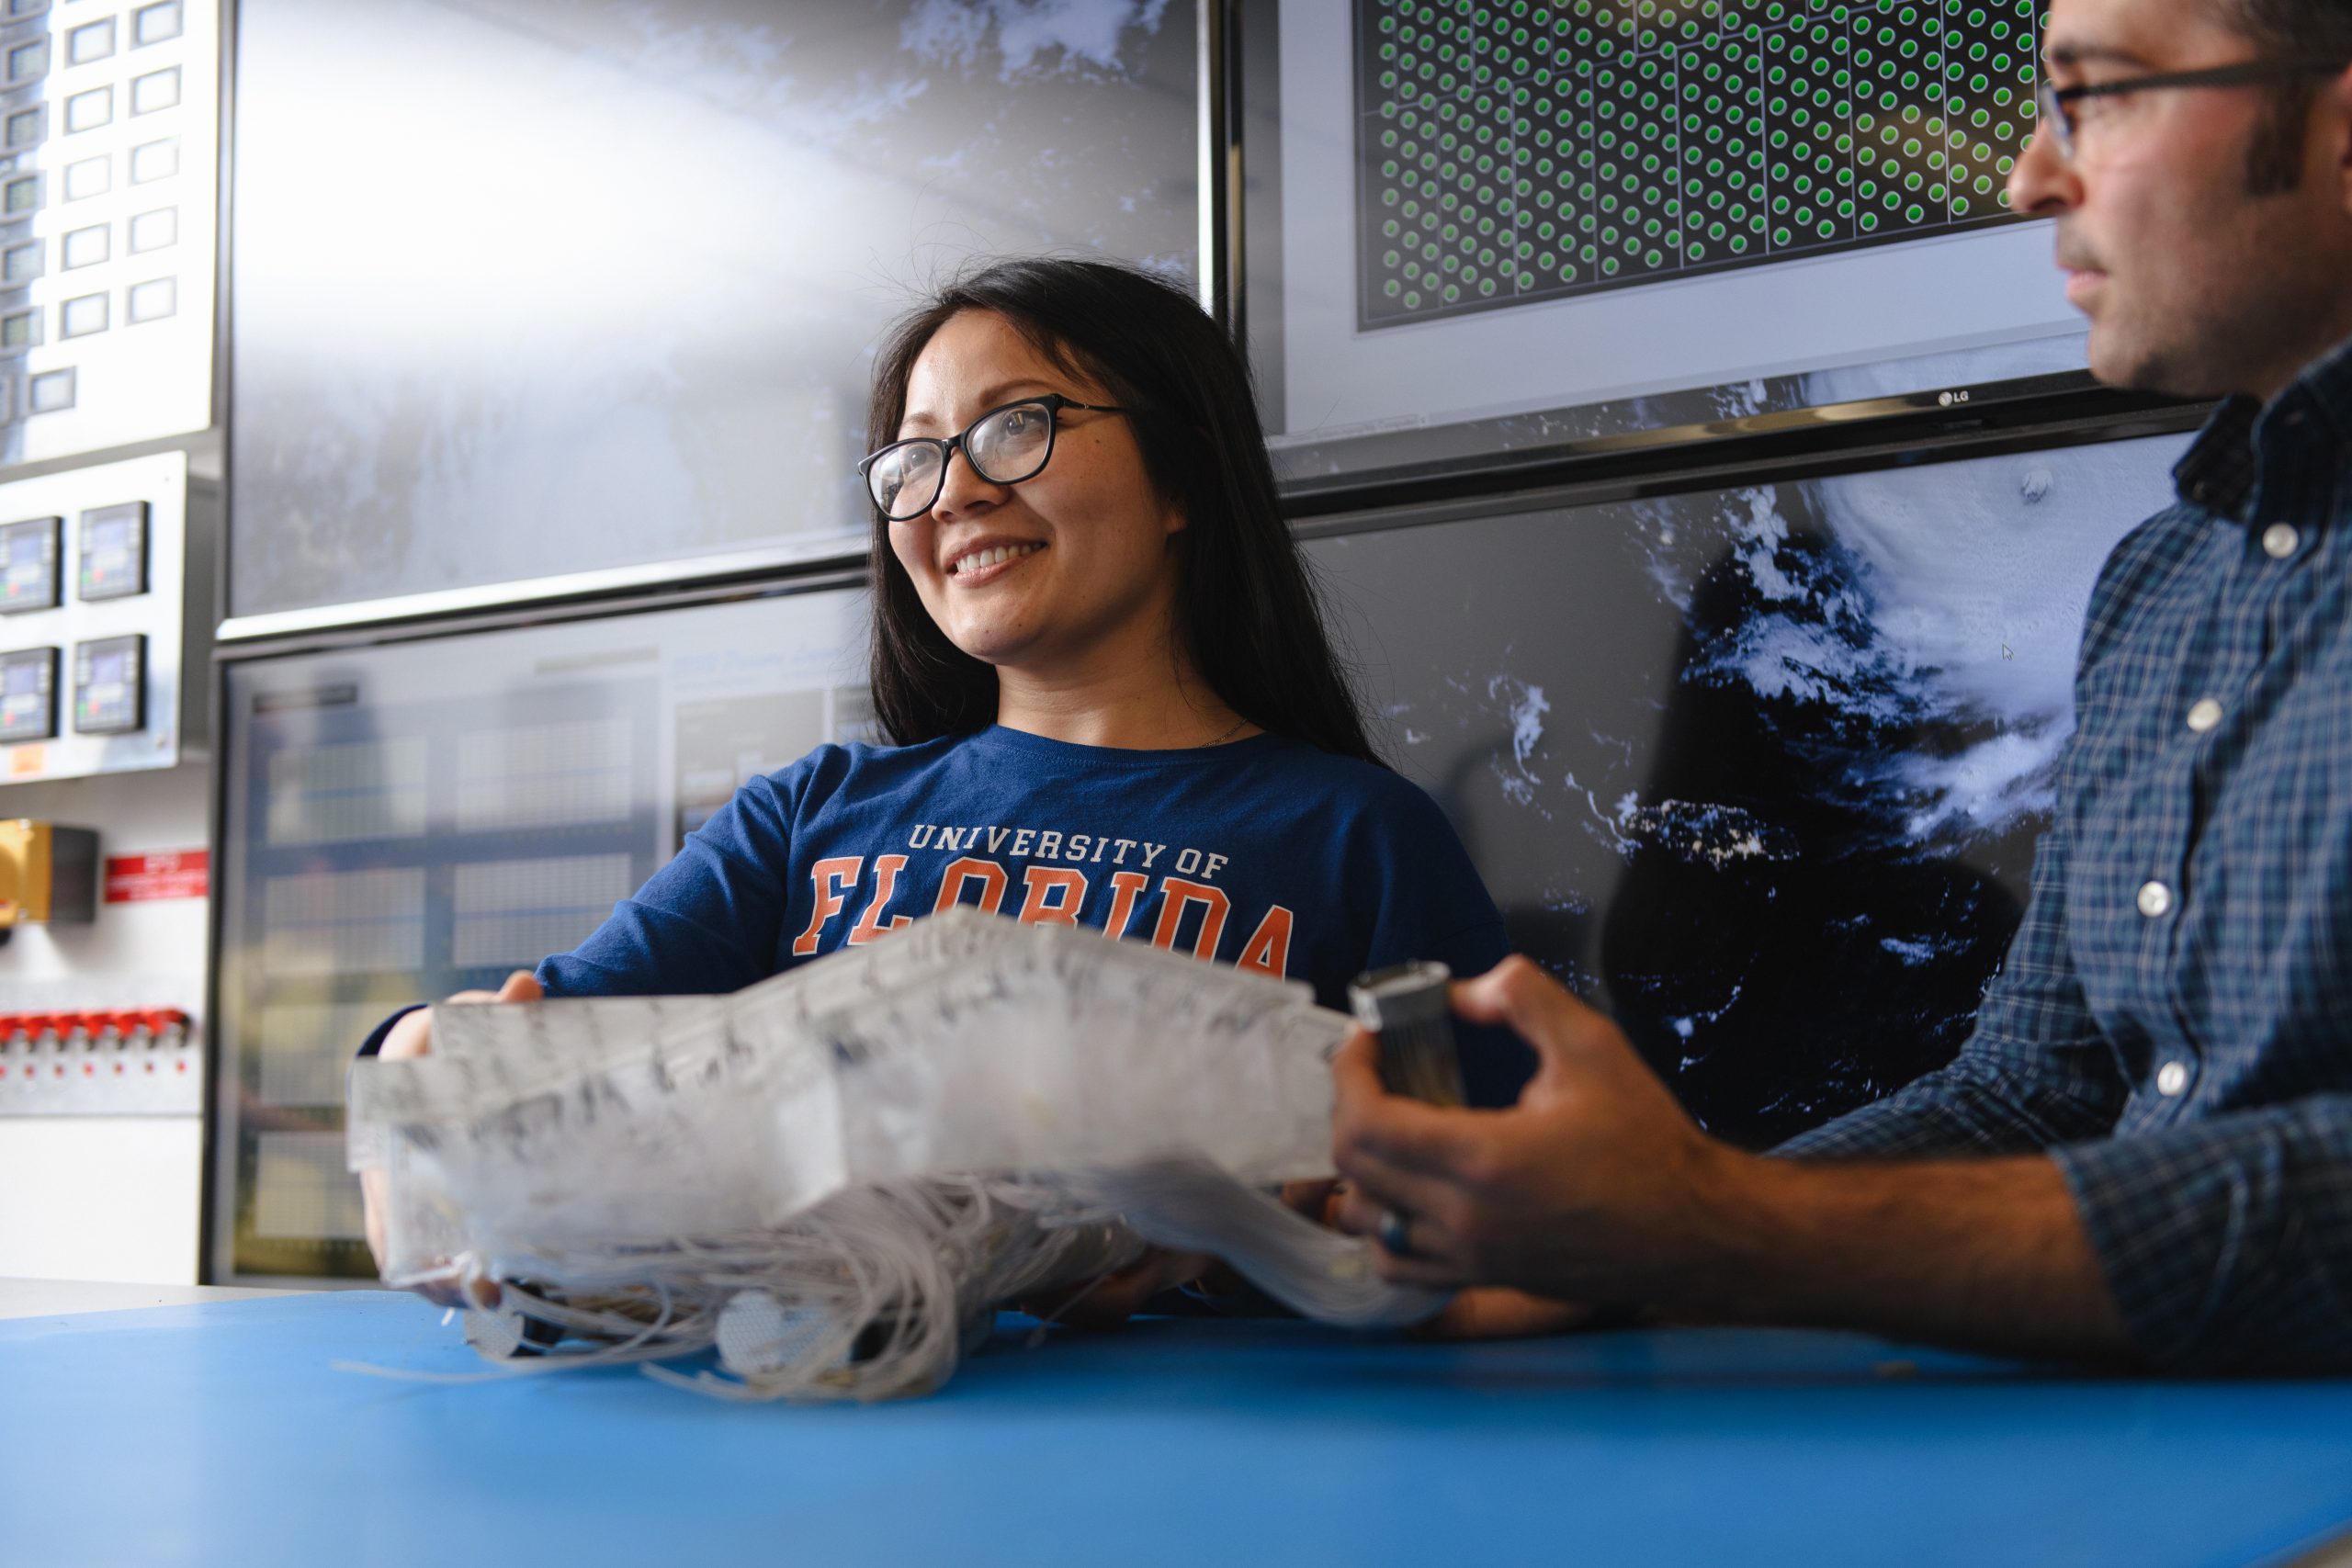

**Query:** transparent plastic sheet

left=345, top=912, right=1445, bottom=1401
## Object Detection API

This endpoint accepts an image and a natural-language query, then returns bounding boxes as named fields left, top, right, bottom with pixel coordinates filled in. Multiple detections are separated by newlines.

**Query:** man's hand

left=1330, top=956, right=2134, bottom=1361
left=1331, top=955, right=1742, bottom=1303
left=360, top=969, right=542, bottom=1304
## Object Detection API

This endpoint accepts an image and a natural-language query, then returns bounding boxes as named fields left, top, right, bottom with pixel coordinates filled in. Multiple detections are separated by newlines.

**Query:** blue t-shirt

left=541, top=725, right=1528, bottom=1106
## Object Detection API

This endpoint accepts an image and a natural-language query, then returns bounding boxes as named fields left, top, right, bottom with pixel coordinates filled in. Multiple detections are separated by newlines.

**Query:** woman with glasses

left=361, top=258, right=1525, bottom=1305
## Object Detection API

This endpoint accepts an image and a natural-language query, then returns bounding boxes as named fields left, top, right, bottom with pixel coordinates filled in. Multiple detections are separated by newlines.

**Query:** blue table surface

left=5, top=1292, right=2351, bottom=1568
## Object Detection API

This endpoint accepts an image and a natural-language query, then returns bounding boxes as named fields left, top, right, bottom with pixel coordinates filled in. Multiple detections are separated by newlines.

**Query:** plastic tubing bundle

left=346, top=911, right=1445, bottom=1401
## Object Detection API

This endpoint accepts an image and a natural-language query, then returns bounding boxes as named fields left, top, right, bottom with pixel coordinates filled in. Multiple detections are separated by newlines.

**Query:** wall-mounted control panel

left=0, top=0, right=217, bottom=465
left=0, top=449, right=207, bottom=782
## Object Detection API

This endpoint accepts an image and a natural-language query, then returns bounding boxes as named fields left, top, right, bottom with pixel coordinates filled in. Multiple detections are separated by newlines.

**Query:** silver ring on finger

left=1377, top=1206, right=1414, bottom=1258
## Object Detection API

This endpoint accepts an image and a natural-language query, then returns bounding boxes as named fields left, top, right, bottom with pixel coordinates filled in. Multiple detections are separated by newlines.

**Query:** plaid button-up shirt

left=1777, top=333, right=2352, bottom=1371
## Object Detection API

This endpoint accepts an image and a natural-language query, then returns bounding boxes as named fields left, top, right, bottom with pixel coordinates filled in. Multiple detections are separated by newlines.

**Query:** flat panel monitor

left=210, top=585, right=868, bottom=1282
left=1242, top=0, right=2104, bottom=493
left=1304, top=427, right=2190, bottom=1145
left=229, top=0, right=1199, bottom=626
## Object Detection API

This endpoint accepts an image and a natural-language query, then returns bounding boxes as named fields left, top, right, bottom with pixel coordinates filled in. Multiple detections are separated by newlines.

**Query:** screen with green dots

left=1357, top=0, right=2041, bottom=326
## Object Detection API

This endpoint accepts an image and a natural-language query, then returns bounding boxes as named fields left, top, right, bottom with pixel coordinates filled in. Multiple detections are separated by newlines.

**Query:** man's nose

left=2007, top=127, right=2081, bottom=217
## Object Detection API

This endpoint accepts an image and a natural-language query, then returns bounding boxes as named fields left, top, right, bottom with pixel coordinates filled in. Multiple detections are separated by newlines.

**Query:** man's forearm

left=1666, top=1148, right=2137, bottom=1362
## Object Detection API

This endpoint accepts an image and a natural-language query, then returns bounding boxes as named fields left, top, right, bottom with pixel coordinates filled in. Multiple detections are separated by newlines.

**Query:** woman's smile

left=944, top=536, right=1048, bottom=583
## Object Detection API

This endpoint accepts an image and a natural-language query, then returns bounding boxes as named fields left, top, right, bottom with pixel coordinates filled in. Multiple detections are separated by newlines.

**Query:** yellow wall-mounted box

left=0, top=821, right=98, bottom=929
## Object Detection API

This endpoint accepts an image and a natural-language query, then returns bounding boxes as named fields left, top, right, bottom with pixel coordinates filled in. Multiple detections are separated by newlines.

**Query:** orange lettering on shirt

left=1236, top=904, right=1295, bottom=978
left=847, top=853, right=914, bottom=944
left=1151, top=876, right=1230, bottom=961
left=1017, top=866, right=1088, bottom=926
left=792, top=856, right=864, bottom=956
left=933, top=856, right=1009, bottom=915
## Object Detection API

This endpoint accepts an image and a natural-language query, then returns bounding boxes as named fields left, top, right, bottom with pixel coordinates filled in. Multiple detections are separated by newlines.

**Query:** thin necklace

left=1196, top=716, right=1250, bottom=748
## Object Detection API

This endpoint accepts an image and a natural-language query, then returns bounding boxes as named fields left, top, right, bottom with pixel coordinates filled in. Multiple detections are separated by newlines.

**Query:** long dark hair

left=863, top=256, right=1384, bottom=767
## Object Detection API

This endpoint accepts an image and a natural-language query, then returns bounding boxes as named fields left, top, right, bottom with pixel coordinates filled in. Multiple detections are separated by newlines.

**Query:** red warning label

left=104, top=850, right=209, bottom=904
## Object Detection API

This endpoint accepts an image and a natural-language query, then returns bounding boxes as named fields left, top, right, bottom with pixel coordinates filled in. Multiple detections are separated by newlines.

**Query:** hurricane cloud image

left=1311, top=433, right=2188, bottom=1145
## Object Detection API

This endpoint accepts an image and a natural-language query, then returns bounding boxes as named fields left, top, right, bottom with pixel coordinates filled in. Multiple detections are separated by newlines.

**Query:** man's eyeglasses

left=858, top=393, right=1125, bottom=521
left=2036, top=57, right=2351, bottom=161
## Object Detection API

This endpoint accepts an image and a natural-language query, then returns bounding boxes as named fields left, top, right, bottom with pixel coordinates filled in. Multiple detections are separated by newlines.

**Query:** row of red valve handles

left=1, top=1009, right=193, bottom=1044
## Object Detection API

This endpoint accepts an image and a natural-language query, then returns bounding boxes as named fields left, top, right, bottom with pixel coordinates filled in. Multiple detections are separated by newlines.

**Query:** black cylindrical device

left=1348, top=960, right=1465, bottom=1108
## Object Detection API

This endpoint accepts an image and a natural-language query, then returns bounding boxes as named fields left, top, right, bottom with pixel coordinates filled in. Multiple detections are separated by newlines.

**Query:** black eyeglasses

left=2037, top=56, right=2351, bottom=160
left=857, top=393, right=1126, bottom=521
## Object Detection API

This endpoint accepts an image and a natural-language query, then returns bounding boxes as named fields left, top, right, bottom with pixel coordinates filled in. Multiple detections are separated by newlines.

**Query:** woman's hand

left=1017, top=1247, right=1217, bottom=1329
left=359, top=969, right=541, bottom=1303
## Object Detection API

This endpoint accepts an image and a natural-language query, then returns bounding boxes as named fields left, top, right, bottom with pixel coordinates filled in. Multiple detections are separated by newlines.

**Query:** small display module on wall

left=0, top=514, right=60, bottom=613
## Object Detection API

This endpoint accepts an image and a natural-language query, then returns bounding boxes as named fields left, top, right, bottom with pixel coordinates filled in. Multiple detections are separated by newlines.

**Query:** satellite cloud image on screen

left=1310, top=433, right=2186, bottom=1146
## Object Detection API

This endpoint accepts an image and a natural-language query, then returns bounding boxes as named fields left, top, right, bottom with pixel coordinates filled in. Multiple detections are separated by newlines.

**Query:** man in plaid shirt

left=1328, top=0, right=2352, bottom=1368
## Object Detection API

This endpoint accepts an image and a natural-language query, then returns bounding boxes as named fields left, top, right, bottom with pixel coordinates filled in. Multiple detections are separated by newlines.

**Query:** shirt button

left=2137, top=880, right=2173, bottom=918
left=2186, top=697, right=2223, bottom=733
left=2156, top=1061, right=2189, bottom=1097
left=2262, top=523, right=2300, bottom=558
